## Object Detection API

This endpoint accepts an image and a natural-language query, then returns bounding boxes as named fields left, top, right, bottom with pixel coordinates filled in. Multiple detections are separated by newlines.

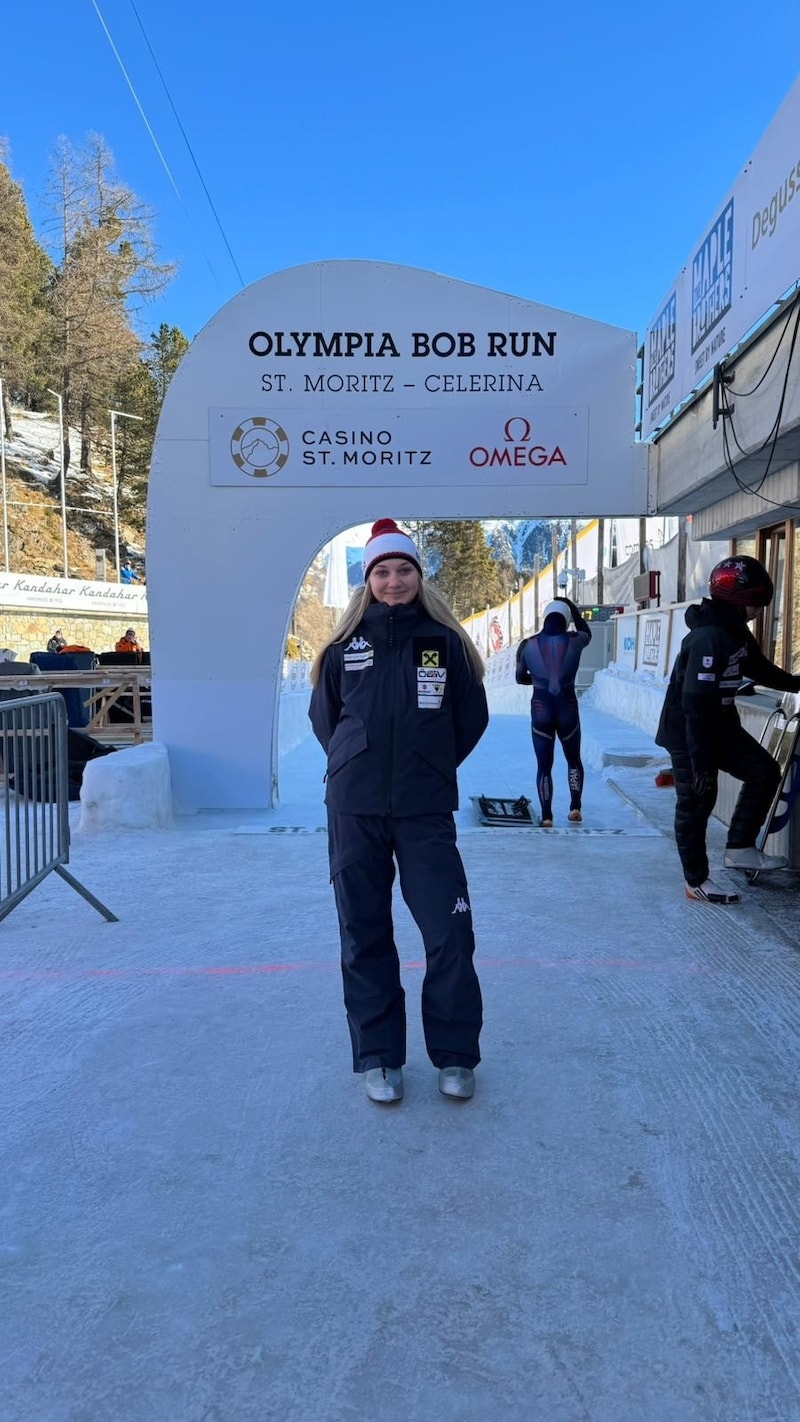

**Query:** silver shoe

left=685, top=878, right=740, bottom=904
left=723, top=847, right=789, bottom=871
left=365, top=1067, right=403, bottom=1103
left=438, top=1066, right=475, bottom=1100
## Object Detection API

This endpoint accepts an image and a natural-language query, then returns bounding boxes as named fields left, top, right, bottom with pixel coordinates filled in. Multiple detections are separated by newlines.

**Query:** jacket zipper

left=386, top=608, right=396, bottom=814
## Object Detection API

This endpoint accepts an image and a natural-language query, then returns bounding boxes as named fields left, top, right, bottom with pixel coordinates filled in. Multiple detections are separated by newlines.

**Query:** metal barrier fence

left=0, top=694, right=117, bottom=924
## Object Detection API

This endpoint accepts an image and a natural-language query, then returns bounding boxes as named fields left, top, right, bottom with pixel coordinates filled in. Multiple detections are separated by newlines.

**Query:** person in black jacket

left=309, top=519, right=488, bottom=1105
left=655, top=555, right=800, bottom=904
left=515, top=596, right=591, bottom=826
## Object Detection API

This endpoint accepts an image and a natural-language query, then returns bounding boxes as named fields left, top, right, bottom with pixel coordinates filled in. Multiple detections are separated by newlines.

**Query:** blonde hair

left=310, top=581, right=485, bottom=685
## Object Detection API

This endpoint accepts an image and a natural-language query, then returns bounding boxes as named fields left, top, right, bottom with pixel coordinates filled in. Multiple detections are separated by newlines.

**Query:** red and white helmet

left=708, top=556, right=773, bottom=608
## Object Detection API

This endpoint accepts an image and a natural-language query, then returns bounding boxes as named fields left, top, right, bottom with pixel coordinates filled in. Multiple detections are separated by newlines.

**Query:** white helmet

left=542, top=599, right=572, bottom=625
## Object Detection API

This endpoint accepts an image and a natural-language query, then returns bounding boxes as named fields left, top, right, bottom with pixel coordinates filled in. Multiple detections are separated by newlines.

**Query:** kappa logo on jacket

left=343, top=635, right=374, bottom=672
left=451, top=896, right=470, bottom=914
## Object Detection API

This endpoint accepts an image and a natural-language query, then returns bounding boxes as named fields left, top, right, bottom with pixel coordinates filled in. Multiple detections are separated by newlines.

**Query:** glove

left=736, top=679, right=756, bottom=696
left=692, top=769, right=716, bottom=799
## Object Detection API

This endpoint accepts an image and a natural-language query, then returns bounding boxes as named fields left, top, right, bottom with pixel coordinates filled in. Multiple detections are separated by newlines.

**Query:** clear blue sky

left=4, top=1, right=799, bottom=342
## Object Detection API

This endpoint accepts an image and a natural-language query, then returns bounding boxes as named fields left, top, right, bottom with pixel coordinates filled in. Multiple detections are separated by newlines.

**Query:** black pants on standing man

left=670, top=726, right=781, bottom=887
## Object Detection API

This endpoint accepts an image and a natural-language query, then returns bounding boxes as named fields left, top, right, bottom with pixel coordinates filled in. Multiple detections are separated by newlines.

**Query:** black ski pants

left=670, top=726, right=781, bottom=886
left=327, top=810, right=483, bottom=1073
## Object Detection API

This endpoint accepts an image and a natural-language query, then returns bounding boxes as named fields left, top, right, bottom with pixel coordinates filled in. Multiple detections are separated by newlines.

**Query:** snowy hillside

left=1, top=406, right=144, bottom=577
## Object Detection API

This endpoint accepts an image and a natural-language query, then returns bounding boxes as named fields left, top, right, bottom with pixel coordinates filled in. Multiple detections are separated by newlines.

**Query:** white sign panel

left=0, top=569, right=147, bottom=614
left=148, top=260, right=644, bottom=811
left=641, top=617, right=662, bottom=667
left=642, top=77, right=800, bottom=437
left=209, top=407, right=589, bottom=488
left=614, top=614, right=638, bottom=671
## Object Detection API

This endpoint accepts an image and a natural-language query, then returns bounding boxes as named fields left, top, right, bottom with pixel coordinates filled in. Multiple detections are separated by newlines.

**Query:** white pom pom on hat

left=363, top=519, right=422, bottom=580
left=542, top=599, right=572, bottom=625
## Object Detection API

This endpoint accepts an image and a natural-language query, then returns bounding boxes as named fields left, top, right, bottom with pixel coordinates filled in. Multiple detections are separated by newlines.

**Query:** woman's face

left=368, top=559, right=420, bottom=606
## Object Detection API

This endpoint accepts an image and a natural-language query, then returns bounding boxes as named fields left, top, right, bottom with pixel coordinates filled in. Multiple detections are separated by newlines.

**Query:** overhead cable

left=718, top=291, right=800, bottom=508
left=725, top=286, right=800, bottom=399
left=127, top=0, right=246, bottom=288
left=90, top=0, right=228, bottom=296
left=89, top=0, right=182, bottom=200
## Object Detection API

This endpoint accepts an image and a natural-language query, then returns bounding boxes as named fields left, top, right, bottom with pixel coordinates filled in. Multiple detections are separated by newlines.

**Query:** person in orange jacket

left=115, top=628, right=143, bottom=658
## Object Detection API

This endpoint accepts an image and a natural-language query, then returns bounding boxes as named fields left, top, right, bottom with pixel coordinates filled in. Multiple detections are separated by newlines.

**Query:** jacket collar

left=361, top=599, right=424, bottom=640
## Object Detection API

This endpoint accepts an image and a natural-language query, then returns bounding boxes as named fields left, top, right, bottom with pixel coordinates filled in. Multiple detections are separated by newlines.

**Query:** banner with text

left=642, top=77, right=800, bottom=438
left=210, top=407, right=589, bottom=490
left=0, top=570, right=148, bottom=614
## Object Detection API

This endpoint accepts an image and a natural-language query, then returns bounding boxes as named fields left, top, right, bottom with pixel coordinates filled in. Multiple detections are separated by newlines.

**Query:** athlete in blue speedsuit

left=515, top=596, right=591, bottom=826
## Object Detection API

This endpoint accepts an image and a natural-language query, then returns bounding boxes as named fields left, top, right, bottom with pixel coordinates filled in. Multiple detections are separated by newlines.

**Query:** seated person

left=47, top=628, right=67, bottom=653
left=115, top=628, right=143, bottom=659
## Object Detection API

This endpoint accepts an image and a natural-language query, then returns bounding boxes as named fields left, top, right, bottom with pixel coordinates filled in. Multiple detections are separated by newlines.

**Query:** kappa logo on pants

left=451, top=896, right=470, bottom=914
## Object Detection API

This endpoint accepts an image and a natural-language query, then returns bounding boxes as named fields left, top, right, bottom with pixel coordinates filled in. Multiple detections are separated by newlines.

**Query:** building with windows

left=642, top=77, right=800, bottom=674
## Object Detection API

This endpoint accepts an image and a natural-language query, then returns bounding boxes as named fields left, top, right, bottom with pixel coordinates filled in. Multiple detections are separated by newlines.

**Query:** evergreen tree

left=43, top=134, right=174, bottom=473
left=148, top=322, right=189, bottom=403
left=426, top=521, right=504, bottom=619
left=484, top=525, right=517, bottom=597
left=109, top=323, right=189, bottom=525
left=0, top=147, right=53, bottom=435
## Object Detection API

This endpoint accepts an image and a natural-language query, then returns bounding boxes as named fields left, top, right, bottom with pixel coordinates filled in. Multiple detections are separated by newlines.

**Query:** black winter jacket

left=655, top=599, right=800, bottom=773
left=309, top=600, right=489, bottom=816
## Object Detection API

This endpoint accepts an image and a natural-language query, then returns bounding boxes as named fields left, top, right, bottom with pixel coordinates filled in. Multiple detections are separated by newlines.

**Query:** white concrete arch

left=147, top=260, right=646, bottom=811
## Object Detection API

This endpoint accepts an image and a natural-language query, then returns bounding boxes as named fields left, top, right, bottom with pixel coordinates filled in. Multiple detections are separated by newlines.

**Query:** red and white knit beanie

left=362, top=519, right=422, bottom=580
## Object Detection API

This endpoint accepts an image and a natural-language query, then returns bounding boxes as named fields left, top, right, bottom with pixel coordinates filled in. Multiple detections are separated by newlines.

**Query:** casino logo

left=230, top=416, right=290, bottom=478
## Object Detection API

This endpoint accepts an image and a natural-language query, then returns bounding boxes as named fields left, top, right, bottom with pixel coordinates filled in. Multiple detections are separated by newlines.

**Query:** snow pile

left=79, top=743, right=173, bottom=832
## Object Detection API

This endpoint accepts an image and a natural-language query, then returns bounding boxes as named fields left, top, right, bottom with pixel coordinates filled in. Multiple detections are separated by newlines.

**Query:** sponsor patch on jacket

left=413, top=637, right=447, bottom=669
left=413, top=638, right=447, bottom=706
left=343, top=634, right=373, bottom=672
left=722, top=648, right=747, bottom=682
left=696, top=672, right=716, bottom=681
left=417, top=667, right=447, bottom=708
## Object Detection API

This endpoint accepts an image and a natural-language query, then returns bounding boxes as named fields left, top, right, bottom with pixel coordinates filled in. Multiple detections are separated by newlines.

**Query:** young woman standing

left=309, top=520, right=488, bottom=1104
